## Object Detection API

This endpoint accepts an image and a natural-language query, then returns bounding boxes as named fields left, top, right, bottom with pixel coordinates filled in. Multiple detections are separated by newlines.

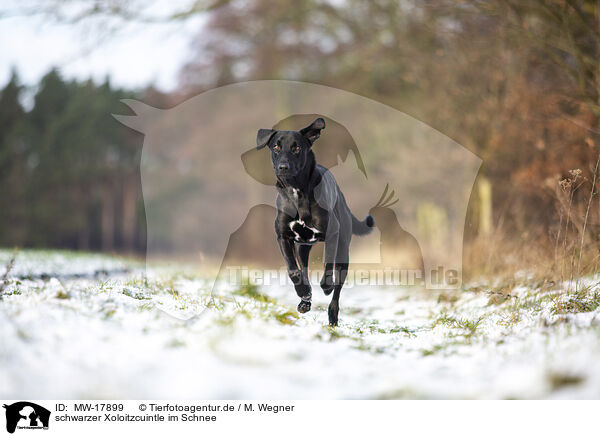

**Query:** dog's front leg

left=277, top=236, right=311, bottom=312
left=294, top=244, right=313, bottom=313
left=277, top=235, right=299, bottom=275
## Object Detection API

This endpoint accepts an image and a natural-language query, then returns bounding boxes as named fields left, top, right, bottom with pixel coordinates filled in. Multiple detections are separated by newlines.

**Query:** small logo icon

left=3, top=402, right=50, bottom=434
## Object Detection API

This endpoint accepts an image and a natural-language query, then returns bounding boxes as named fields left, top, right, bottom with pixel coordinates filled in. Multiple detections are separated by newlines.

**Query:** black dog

left=257, top=117, right=374, bottom=326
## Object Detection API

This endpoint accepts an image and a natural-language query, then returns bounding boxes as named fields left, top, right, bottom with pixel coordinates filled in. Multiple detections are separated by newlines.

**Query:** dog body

left=257, top=118, right=374, bottom=325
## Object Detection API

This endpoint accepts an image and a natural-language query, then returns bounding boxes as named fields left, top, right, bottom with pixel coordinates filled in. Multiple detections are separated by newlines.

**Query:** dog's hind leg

left=295, top=243, right=313, bottom=313
left=328, top=264, right=348, bottom=326
left=320, top=217, right=339, bottom=296
left=328, top=242, right=349, bottom=326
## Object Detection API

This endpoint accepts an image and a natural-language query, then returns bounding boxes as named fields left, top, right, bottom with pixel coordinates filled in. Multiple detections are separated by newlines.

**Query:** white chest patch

left=289, top=220, right=323, bottom=243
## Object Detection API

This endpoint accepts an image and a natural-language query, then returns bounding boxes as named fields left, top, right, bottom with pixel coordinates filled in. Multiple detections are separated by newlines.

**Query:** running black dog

left=256, top=117, right=374, bottom=326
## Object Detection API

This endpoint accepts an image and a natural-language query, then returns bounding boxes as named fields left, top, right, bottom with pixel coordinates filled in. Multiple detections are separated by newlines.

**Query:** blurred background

left=1, top=0, right=599, bottom=281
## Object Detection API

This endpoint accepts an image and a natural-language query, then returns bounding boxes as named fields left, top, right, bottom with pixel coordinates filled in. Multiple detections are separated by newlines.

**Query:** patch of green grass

left=56, top=289, right=71, bottom=299
left=496, top=311, right=521, bottom=327
left=321, top=326, right=388, bottom=353
left=175, top=299, right=190, bottom=310
left=124, top=275, right=150, bottom=289
left=363, top=324, right=416, bottom=336
left=272, top=309, right=299, bottom=325
left=421, top=344, right=445, bottom=356
left=122, top=288, right=151, bottom=300
left=373, top=388, right=421, bottom=399
left=433, top=313, right=455, bottom=327
left=389, top=326, right=416, bottom=335
left=206, top=296, right=226, bottom=311
left=97, top=279, right=114, bottom=292
left=458, top=317, right=484, bottom=333
left=552, top=290, right=600, bottom=314
left=321, top=325, right=346, bottom=340
left=123, top=275, right=189, bottom=299
left=233, top=303, right=253, bottom=320
left=348, top=320, right=415, bottom=337
left=433, top=314, right=484, bottom=336
left=233, top=283, right=275, bottom=304
left=3, top=287, right=22, bottom=296
left=138, top=302, right=155, bottom=311
left=518, top=295, right=544, bottom=312
left=102, top=307, right=116, bottom=319
left=504, top=291, right=556, bottom=315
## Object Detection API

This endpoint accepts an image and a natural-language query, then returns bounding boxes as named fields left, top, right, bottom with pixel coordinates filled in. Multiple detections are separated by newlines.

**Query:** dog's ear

left=256, top=129, right=276, bottom=150
left=300, top=118, right=326, bottom=145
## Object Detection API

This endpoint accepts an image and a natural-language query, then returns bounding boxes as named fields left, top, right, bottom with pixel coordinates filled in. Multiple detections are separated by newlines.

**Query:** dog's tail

left=351, top=213, right=375, bottom=236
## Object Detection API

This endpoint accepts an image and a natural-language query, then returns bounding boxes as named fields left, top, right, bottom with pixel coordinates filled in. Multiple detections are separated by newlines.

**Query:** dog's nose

left=278, top=162, right=290, bottom=171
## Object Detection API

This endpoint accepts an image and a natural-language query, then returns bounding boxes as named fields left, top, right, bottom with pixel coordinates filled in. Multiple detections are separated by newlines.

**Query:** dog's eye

left=291, top=145, right=300, bottom=154
left=273, top=144, right=281, bottom=152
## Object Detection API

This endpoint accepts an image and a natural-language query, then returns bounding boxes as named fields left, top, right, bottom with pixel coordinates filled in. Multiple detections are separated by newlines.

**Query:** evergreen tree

left=0, top=69, right=26, bottom=244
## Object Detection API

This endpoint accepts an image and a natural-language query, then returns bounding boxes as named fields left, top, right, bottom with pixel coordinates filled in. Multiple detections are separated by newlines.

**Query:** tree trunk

left=478, top=177, right=492, bottom=237
left=121, top=173, right=138, bottom=253
left=101, top=181, right=115, bottom=251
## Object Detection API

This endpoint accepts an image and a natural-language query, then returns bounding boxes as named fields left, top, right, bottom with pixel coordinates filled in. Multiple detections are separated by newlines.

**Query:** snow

left=1, top=250, right=600, bottom=399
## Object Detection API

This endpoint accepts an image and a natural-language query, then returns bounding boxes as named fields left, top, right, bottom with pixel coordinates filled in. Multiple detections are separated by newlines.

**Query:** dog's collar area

left=287, top=187, right=305, bottom=199
left=276, top=177, right=306, bottom=190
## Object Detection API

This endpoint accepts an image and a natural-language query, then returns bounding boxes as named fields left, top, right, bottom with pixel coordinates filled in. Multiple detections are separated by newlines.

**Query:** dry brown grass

left=464, top=158, right=600, bottom=289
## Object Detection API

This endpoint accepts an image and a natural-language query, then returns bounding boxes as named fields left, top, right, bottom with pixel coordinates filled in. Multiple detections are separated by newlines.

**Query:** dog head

left=256, top=118, right=325, bottom=178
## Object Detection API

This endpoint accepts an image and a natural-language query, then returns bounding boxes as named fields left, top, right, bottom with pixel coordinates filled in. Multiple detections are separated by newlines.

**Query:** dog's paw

left=328, top=302, right=339, bottom=326
left=297, top=300, right=311, bottom=313
left=328, top=313, right=338, bottom=326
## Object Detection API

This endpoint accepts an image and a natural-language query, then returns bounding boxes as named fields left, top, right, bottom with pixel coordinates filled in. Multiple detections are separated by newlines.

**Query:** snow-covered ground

left=1, top=249, right=600, bottom=399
